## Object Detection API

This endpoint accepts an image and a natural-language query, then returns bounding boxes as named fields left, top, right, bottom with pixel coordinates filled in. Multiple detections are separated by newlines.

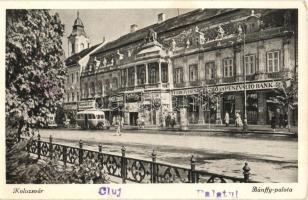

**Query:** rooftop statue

left=146, top=28, right=157, bottom=43
left=217, top=25, right=225, bottom=39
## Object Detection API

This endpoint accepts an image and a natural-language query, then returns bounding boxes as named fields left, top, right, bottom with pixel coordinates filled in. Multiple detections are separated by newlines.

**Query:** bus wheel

left=97, top=123, right=104, bottom=130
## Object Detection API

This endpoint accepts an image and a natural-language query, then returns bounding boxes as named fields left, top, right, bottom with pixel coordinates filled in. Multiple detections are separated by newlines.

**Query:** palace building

left=76, top=9, right=297, bottom=127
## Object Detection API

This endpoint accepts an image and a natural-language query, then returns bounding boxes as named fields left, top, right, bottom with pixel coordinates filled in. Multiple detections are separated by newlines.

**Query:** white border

left=0, top=1, right=307, bottom=199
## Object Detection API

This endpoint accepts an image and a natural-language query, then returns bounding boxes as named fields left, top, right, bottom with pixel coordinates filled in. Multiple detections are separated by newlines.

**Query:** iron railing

left=17, top=134, right=258, bottom=184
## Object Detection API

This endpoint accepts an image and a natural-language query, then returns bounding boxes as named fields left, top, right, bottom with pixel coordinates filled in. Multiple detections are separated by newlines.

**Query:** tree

left=270, top=77, right=298, bottom=132
left=6, top=10, right=65, bottom=137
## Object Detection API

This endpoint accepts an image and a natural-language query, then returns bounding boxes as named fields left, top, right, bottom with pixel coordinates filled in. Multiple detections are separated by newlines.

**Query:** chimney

left=130, top=24, right=138, bottom=33
left=158, top=13, right=166, bottom=23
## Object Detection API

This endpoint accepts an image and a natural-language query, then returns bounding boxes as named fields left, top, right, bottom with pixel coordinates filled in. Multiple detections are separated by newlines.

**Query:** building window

left=137, top=65, right=146, bottom=85
left=205, top=62, right=215, bottom=80
left=90, top=82, right=95, bottom=97
left=105, top=80, right=110, bottom=92
left=77, top=92, right=79, bottom=101
left=223, top=58, right=234, bottom=77
left=84, top=83, right=88, bottom=98
left=71, top=73, right=74, bottom=83
left=189, top=64, right=198, bottom=82
left=67, top=94, right=70, bottom=102
left=112, top=77, right=118, bottom=90
left=161, top=63, right=168, bottom=83
left=245, top=55, right=256, bottom=75
left=174, top=68, right=183, bottom=84
left=121, top=69, right=127, bottom=87
left=76, top=72, right=79, bottom=82
left=128, top=67, right=135, bottom=86
left=267, top=51, right=280, bottom=73
left=148, top=62, right=158, bottom=84
left=97, top=81, right=102, bottom=96
left=72, top=92, right=75, bottom=102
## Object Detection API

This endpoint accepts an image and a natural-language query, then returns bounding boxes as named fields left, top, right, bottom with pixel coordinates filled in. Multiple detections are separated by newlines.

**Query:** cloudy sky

left=53, top=9, right=194, bottom=57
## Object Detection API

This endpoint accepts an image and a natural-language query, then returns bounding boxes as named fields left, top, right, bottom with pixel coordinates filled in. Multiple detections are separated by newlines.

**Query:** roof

left=91, top=9, right=236, bottom=56
left=65, top=43, right=102, bottom=66
left=74, top=16, right=84, bottom=27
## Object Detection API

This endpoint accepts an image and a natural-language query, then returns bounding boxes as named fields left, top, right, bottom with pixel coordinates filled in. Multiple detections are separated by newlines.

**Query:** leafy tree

left=270, top=77, right=298, bottom=132
left=6, top=10, right=66, bottom=137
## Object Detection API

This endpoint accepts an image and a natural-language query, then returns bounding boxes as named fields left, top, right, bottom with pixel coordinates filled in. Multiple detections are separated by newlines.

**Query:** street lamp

left=243, top=29, right=248, bottom=132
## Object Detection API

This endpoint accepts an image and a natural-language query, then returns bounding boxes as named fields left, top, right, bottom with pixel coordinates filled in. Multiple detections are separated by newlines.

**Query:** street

left=38, top=128, right=298, bottom=183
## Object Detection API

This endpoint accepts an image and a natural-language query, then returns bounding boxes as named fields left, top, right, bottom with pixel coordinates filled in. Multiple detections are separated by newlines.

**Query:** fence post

left=190, top=155, right=196, bottom=183
left=151, top=150, right=157, bottom=183
left=37, top=134, right=41, bottom=159
left=243, top=162, right=251, bottom=183
left=49, top=135, right=53, bottom=160
left=63, top=146, right=67, bottom=166
left=121, top=146, right=127, bottom=183
left=79, top=140, right=83, bottom=165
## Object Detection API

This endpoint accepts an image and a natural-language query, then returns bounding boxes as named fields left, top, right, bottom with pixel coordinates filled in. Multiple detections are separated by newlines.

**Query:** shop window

left=174, top=68, right=183, bottom=84
left=128, top=67, right=135, bottom=86
left=223, top=58, right=234, bottom=77
left=148, top=63, right=158, bottom=84
left=161, top=63, right=168, bottom=83
left=137, top=65, right=146, bottom=85
left=205, top=62, right=215, bottom=80
left=189, top=64, right=198, bottom=82
left=267, top=51, right=280, bottom=73
left=245, top=55, right=256, bottom=75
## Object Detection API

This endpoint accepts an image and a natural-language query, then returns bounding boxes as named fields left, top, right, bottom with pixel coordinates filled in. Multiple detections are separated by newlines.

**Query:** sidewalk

left=122, top=123, right=298, bottom=136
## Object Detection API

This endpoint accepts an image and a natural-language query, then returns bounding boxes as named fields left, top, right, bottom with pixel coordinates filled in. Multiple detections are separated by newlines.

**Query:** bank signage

left=78, top=100, right=96, bottom=110
left=108, top=95, right=124, bottom=102
left=172, top=80, right=282, bottom=96
left=125, top=93, right=141, bottom=102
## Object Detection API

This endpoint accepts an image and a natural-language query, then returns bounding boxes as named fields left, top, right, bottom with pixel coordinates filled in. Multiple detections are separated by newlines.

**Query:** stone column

left=235, top=46, right=242, bottom=82
left=215, top=51, right=222, bottom=83
left=168, top=60, right=173, bottom=88
left=158, top=61, right=162, bottom=83
left=145, top=63, right=149, bottom=84
left=134, top=65, right=137, bottom=86
left=283, top=37, right=292, bottom=78
left=126, top=68, right=128, bottom=87
left=257, top=41, right=266, bottom=80
left=216, top=96, right=223, bottom=124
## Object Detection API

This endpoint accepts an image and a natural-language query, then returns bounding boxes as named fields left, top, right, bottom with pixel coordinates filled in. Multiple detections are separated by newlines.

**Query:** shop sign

left=125, top=93, right=141, bottom=102
left=108, top=95, right=124, bottom=102
left=125, top=102, right=139, bottom=112
left=78, top=100, right=95, bottom=110
left=63, top=103, right=77, bottom=110
left=172, top=80, right=282, bottom=96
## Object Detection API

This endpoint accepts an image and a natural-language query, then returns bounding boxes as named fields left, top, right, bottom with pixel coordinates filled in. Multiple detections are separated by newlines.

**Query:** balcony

left=267, top=72, right=282, bottom=79
left=222, top=76, right=236, bottom=83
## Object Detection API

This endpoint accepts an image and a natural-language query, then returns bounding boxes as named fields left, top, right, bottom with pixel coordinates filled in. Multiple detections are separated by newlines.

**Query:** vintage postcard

left=0, top=0, right=307, bottom=199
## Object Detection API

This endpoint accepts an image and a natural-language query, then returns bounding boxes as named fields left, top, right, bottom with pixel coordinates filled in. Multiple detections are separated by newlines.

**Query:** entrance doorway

left=223, top=95, right=235, bottom=124
left=129, top=112, right=138, bottom=126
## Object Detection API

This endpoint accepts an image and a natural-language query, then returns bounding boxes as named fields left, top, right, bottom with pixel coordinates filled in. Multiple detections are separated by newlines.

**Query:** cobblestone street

left=39, top=128, right=298, bottom=183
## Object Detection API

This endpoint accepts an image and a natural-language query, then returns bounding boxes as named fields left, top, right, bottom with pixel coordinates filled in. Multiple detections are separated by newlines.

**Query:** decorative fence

left=18, top=134, right=258, bottom=183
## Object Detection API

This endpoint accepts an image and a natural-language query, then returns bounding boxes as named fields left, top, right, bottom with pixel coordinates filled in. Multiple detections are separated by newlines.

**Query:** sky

left=52, top=9, right=194, bottom=57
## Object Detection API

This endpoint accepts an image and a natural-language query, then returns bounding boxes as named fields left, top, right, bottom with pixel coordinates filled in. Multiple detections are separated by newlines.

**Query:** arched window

left=148, top=62, right=158, bottom=84
left=137, top=65, right=146, bottom=85
left=80, top=43, right=84, bottom=50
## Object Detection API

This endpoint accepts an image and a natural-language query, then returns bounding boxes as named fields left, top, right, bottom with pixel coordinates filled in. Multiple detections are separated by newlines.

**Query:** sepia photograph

left=5, top=6, right=300, bottom=189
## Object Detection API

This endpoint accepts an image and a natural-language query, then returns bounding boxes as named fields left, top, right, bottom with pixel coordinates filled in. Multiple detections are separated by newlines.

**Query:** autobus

left=76, top=109, right=111, bottom=130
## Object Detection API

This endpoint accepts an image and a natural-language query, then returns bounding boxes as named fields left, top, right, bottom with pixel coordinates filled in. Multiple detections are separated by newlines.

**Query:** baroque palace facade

left=66, top=9, right=297, bottom=126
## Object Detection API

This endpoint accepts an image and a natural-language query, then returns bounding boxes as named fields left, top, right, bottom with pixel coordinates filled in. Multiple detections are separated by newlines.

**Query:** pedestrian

left=224, top=112, right=229, bottom=127
left=271, top=114, right=276, bottom=132
left=284, top=112, right=288, bottom=128
left=137, top=117, right=141, bottom=129
left=141, top=116, right=145, bottom=129
left=166, top=114, right=171, bottom=127
left=235, top=112, right=243, bottom=127
left=114, top=116, right=121, bottom=136
left=170, top=113, right=176, bottom=128
left=279, top=111, right=284, bottom=128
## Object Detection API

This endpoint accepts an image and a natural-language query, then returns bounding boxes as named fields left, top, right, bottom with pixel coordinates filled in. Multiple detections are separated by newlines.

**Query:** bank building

left=64, top=9, right=298, bottom=127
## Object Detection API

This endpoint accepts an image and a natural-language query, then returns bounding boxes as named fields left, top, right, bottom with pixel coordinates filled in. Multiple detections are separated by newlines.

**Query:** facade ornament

left=117, top=50, right=124, bottom=60
left=171, top=39, right=176, bottom=51
left=237, top=24, right=243, bottom=41
left=102, top=57, right=107, bottom=67
left=186, top=39, right=190, bottom=48
left=94, top=57, right=100, bottom=68
left=127, top=50, right=131, bottom=57
left=216, top=25, right=225, bottom=40
left=111, top=58, right=114, bottom=65
left=146, top=28, right=157, bottom=43
left=194, top=26, right=205, bottom=45
left=250, top=10, right=255, bottom=17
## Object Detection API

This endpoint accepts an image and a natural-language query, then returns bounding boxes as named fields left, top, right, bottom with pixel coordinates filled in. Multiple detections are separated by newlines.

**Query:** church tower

left=68, top=11, right=90, bottom=57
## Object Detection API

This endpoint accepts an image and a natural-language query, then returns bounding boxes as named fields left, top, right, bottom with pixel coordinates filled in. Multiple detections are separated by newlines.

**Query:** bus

left=76, top=109, right=111, bottom=130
